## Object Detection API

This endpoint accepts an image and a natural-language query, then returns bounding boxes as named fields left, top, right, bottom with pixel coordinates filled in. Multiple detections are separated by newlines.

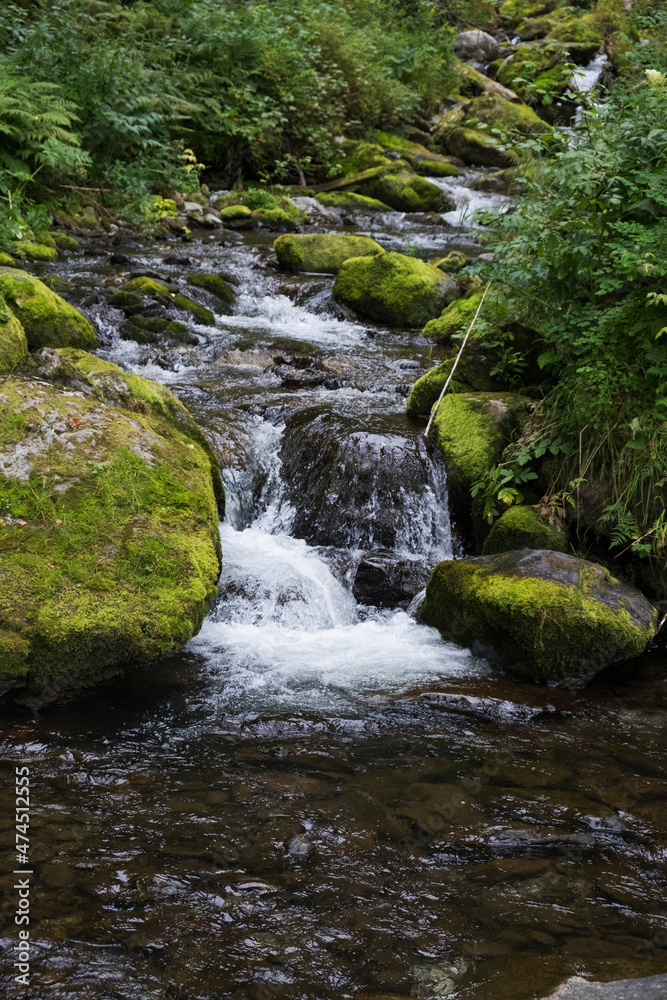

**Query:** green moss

left=317, top=192, right=393, bottom=212
left=430, top=391, right=533, bottom=534
left=497, top=40, right=567, bottom=92
left=446, top=127, right=514, bottom=168
left=0, top=252, right=17, bottom=268
left=333, top=251, right=455, bottom=328
left=335, top=140, right=392, bottom=176
left=120, top=316, right=192, bottom=344
left=0, top=268, right=96, bottom=350
left=32, top=230, right=57, bottom=249
left=274, top=233, right=385, bottom=273
left=217, top=204, right=253, bottom=221
left=517, top=8, right=602, bottom=45
left=124, top=276, right=170, bottom=296
left=361, top=168, right=454, bottom=213
left=40, top=276, right=72, bottom=295
left=423, top=292, right=484, bottom=345
left=186, top=272, right=235, bottom=306
left=52, top=233, right=80, bottom=251
left=0, top=349, right=224, bottom=701
left=412, top=158, right=460, bottom=177
left=419, top=550, right=656, bottom=684
left=252, top=207, right=300, bottom=229
left=406, top=360, right=471, bottom=417
left=0, top=307, right=28, bottom=373
left=432, top=251, right=467, bottom=273
left=464, top=94, right=551, bottom=136
left=109, top=290, right=144, bottom=313
left=171, top=294, right=215, bottom=326
left=482, top=505, right=568, bottom=555
left=10, top=240, right=59, bottom=262
left=498, top=0, right=555, bottom=26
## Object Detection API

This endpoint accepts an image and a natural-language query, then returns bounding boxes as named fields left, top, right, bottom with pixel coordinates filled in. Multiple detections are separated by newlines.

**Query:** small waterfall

left=569, top=52, right=610, bottom=94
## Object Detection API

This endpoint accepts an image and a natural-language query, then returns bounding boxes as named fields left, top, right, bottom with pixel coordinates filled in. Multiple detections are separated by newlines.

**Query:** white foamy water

left=431, top=171, right=512, bottom=228
left=569, top=52, right=609, bottom=94
left=220, top=290, right=368, bottom=347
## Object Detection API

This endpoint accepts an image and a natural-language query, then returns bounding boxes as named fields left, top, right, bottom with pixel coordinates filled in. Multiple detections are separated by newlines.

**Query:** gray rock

left=454, top=29, right=500, bottom=63
left=291, top=196, right=338, bottom=220
left=183, top=201, right=203, bottom=214
left=545, top=974, right=667, bottom=999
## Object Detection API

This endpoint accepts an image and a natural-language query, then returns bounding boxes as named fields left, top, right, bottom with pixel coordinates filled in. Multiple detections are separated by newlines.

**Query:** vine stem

left=424, top=280, right=491, bottom=439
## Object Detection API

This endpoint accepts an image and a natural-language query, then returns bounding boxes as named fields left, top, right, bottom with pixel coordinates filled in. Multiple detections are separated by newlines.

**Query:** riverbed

left=1, top=173, right=667, bottom=1000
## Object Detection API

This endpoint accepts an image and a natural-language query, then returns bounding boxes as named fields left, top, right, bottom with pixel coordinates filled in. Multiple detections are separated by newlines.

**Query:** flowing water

left=1, top=182, right=667, bottom=1000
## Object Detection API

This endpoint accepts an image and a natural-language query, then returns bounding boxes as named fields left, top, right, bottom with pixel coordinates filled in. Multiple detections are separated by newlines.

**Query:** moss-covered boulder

left=122, top=276, right=215, bottom=326
left=431, top=250, right=468, bottom=273
left=429, top=391, right=534, bottom=540
left=498, top=0, right=556, bottom=27
left=464, top=94, right=551, bottom=137
left=120, top=316, right=193, bottom=345
left=9, top=240, right=59, bottom=263
left=186, top=272, right=235, bottom=307
left=482, top=505, right=568, bottom=555
left=0, top=252, right=17, bottom=268
left=411, top=157, right=460, bottom=178
left=0, top=268, right=96, bottom=350
left=0, top=347, right=224, bottom=706
left=274, top=233, right=385, bottom=274
left=516, top=7, right=602, bottom=47
left=446, top=127, right=515, bottom=168
left=217, top=204, right=253, bottom=222
left=52, top=233, right=80, bottom=252
left=333, top=252, right=459, bottom=328
left=423, top=292, right=487, bottom=345
left=406, top=361, right=471, bottom=418
left=0, top=305, right=28, bottom=373
left=334, top=140, right=392, bottom=176
left=418, top=549, right=657, bottom=686
left=497, top=41, right=572, bottom=100
left=361, top=169, right=455, bottom=213
left=317, top=192, right=393, bottom=212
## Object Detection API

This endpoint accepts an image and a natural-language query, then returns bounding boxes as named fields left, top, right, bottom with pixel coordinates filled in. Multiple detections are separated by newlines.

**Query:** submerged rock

left=333, top=251, right=459, bottom=327
left=0, top=268, right=96, bottom=350
left=483, top=505, right=568, bottom=555
left=0, top=348, right=224, bottom=706
left=273, top=233, right=385, bottom=273
left=419, top=549, right=657, bottom=686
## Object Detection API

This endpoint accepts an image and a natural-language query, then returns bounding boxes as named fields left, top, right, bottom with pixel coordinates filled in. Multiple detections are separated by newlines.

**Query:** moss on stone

left=333, top=251, right=457, bottom=327
left=406, top=360, right=471, bottom=418
left=186, top=272, right=235, bottom=306
left=498, top=0, right=556, bottom=26
left=217, top=204, right=253, bottom=221
left=0, top=252, right=17, bottom=268
left=423, top=292, right=485, bottom=345
left=497, top=40, right=567, bottom=92
left=124, top=276, right=170, bottom=296
left=483, top=505, right=568, bottom=555
left=317, top=192, right=393, bottom=212
left=336, top=140, right=392, bottom=175
left=430, top=391, right=533, bottom=537
left=10, top=240, right=59, bottom=262
left=446, top=127, right=515, bottom=168
left=517, top=8, right=602, bottom=46
left=0, top=306, right=28, bottom=373
left=464, top=94, right=551, bottom=137
left=274, top=233, right=385, bottom=273
left=431, top=251, right=467, bottom=273
left=109, top=290, right=145, bottom=313
left=418, top=548, right=656, bottom=685
left=0, top=268, right=96, bottom=350
left=412, top=158, right=461, bottom=177
left=171, top=294, right=215, bottom=326
left=52, top=233, right=80, bottom=251
left=120, top=316, right=192, bottom=345
left=252, top=207, right=301, bottom=229
left=0, top=348, right=224, bottom=703
left=361, top=169, right=455, bottom=213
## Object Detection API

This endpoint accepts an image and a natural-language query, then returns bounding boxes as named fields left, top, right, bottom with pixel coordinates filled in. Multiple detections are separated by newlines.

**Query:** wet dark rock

left=545, top=973, right=667, bottom=999
left=279, top=409, right=441, bottom=549
left=109, top=252, right=137, bottom=265
left=353, top=550, right=428, bottom=607
left=163, top=254, right=194, bottom=266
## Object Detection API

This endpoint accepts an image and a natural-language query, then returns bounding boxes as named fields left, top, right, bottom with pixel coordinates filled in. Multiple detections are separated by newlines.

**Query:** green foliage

left=479, top=75, right=667, bottom=556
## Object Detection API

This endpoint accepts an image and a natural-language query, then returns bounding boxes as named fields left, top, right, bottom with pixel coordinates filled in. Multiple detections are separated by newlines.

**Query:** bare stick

left=59, top=185, right=112, bottom=192
left=424, top=280, right=491, bottom=439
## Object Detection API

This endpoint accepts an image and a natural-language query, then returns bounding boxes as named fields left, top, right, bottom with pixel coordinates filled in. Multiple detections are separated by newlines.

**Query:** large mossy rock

left=0, top=348, right=224, bottom=706
left=0, top=268, right=96, bottom=350
left=0, top=306, right=28, bottom=373
left=186, top=272, right=235, bottom=307
left=498, top=0, right=556, bottom=27
left=482, top=505, right=568, bottom=555
left=464, top=94, right=551, bottom=136
left=445, top=127, right=515, bottom=168
left=429, top=391, right=534, bottom=541
left=122, top=275, right=215, bottom=326
left=273, top=233, right=385, bottom=273
left=317, top=191, right=393, bottom=213
left=423, top=291, right=487, bottom=345
left=516, top=7, right=602, bottom=47
left=418, top=549, right=657, bottom=686
left=497, top=41, right=573, bottom=100
left=361, top=169, right=455, bottom=213
left=333, top=252, right=458, bottom=328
